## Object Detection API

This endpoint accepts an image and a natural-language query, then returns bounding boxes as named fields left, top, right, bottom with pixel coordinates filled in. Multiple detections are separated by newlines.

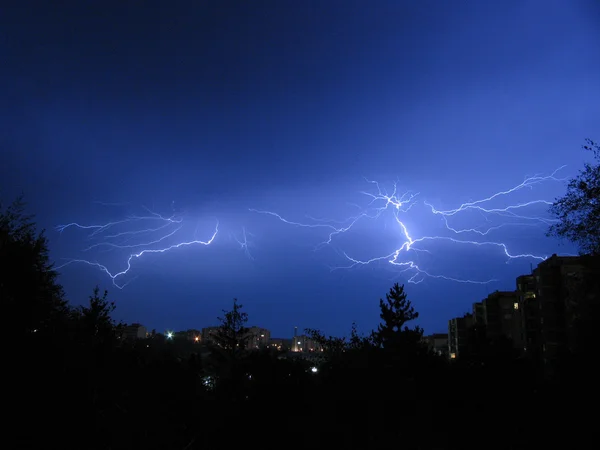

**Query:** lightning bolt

left=234, top=226, right=255, bottom=260
left=251, top=168, right=566, bottom=285
left=249, top=179, right=419, bottom=250
left=55, top=206, right=219, bottom=289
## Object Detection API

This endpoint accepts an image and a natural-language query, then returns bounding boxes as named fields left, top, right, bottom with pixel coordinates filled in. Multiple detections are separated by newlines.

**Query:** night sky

left=2, top=1, right=599, bottom=338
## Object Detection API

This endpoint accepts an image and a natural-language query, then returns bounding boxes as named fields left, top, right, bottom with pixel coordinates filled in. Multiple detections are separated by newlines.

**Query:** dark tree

left=548, top=139, right=600, bottom=255
left=348, top=321, right=372, bottom=350
left=72, top=286, right=121, bottom=346
left=547, top=139, right=600, bottom=368
left=213, top=298, right=249, bottom=354
left=0, top=196, right=68, bottom=339
left=305, top=327, right=347, bottom=354
left=372, top=283, right=423, bottom=348
left=1, top=197, right=72, bottom=449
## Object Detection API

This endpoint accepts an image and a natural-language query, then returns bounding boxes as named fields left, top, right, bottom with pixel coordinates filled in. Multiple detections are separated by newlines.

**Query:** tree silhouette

left=548, top=139, right=600, bottom=255
left=213, top=298, right=249, bottom=355
left=0, top=195, right=68, bottom=339
left=372, top=283, right=423, bottom=349
left=72, top=286, right=121, bottom=346
left=305, top=327, right=347, bottom=355
left=348, top=321, right=372, bottom=350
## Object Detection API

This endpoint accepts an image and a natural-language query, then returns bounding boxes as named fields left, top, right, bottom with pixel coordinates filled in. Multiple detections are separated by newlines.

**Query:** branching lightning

left=55, top=206, right=219, bottom=289
left=251, top=168, right=567, bottom=285
left=234, top=227, right=255, bottom=260
left=55, top=168, right=566, bottom=289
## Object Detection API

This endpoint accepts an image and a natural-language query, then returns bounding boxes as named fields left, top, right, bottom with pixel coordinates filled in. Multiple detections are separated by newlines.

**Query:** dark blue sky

left=2, top=1, right=599, bottom=338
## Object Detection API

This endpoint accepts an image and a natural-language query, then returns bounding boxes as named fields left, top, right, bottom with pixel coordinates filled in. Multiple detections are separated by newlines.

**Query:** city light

left=166, top=331, right=173, bottom=339
left=311, top=367, right=318, bottom=373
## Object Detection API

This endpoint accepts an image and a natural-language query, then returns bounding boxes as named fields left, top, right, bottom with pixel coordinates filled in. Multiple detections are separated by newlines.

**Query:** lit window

left=450, top=353, right=456, bottom=359
left=513, top=303, right=519, bottom=310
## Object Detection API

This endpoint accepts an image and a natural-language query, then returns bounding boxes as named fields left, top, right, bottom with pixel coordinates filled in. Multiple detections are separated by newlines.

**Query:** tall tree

left=72, top=286, right=121, bottom=346
left=2, top=196, right=71, bottom=448
left=213, top=298, right=249, bottom=355
left=548, top=139, right=600, bottom=255
left=0, top=196, right=68, bottom=339
left=372, top=283, right=423, bottom=349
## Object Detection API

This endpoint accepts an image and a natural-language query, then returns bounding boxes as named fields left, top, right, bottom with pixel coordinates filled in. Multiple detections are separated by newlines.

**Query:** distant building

left=287, top=327, right=322, bottom=352
left=268, top=338, right=291, bottom=351
left=201, top=325, right=270, bottom=349
left=294, top=334, right=322, bottom=352
left=448, top=313, right=474, bottom=359
left=246, top=326, right=270, bottom=349
left=513, top=253, right=600, bottom=376
left=483, top=290, right=523, bottom=349
left=174, top=329, right=202, bottom=343
left=534, top=255, right=587, bottom=367
left=516, top=254, right=591, bottom=370
left=423, top=333, right=448, bottom=357
left=516, top=273, right=539, bottom=357
left=122, top=323, right=147, bottom=340
left=449, top=292, right=524, bottom=359
left=446, top=254, right=597, bottom=367
left=472, top=301, right=486, bottom=325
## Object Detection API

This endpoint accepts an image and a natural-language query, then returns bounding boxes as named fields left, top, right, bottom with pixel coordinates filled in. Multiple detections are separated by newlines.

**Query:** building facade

left=267, top=338, right=291, bottom=351
left=483, top=290, right=523, bottom=349
left=122, top=323, right=147, bottom=340
left=423, top=333, right=449, bottom=357
left=528, top=254, right=587, bottom=368
left=291, top=334, right=320, bottom=352
left=246, top=326, right=270, bottom=349
left=448, top=314, right=474, bottom=359
left=516, top=273, right=539, bottom=357
left=446, top=254, right=598, bottom=367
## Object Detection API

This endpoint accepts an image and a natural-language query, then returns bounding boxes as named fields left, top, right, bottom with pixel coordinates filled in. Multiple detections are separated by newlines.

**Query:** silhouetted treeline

left=3, top=193, right=600, bottom=450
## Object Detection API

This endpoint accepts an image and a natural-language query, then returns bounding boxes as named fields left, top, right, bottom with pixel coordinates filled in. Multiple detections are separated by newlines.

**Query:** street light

left=166, top=331, right=173, bottom=339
